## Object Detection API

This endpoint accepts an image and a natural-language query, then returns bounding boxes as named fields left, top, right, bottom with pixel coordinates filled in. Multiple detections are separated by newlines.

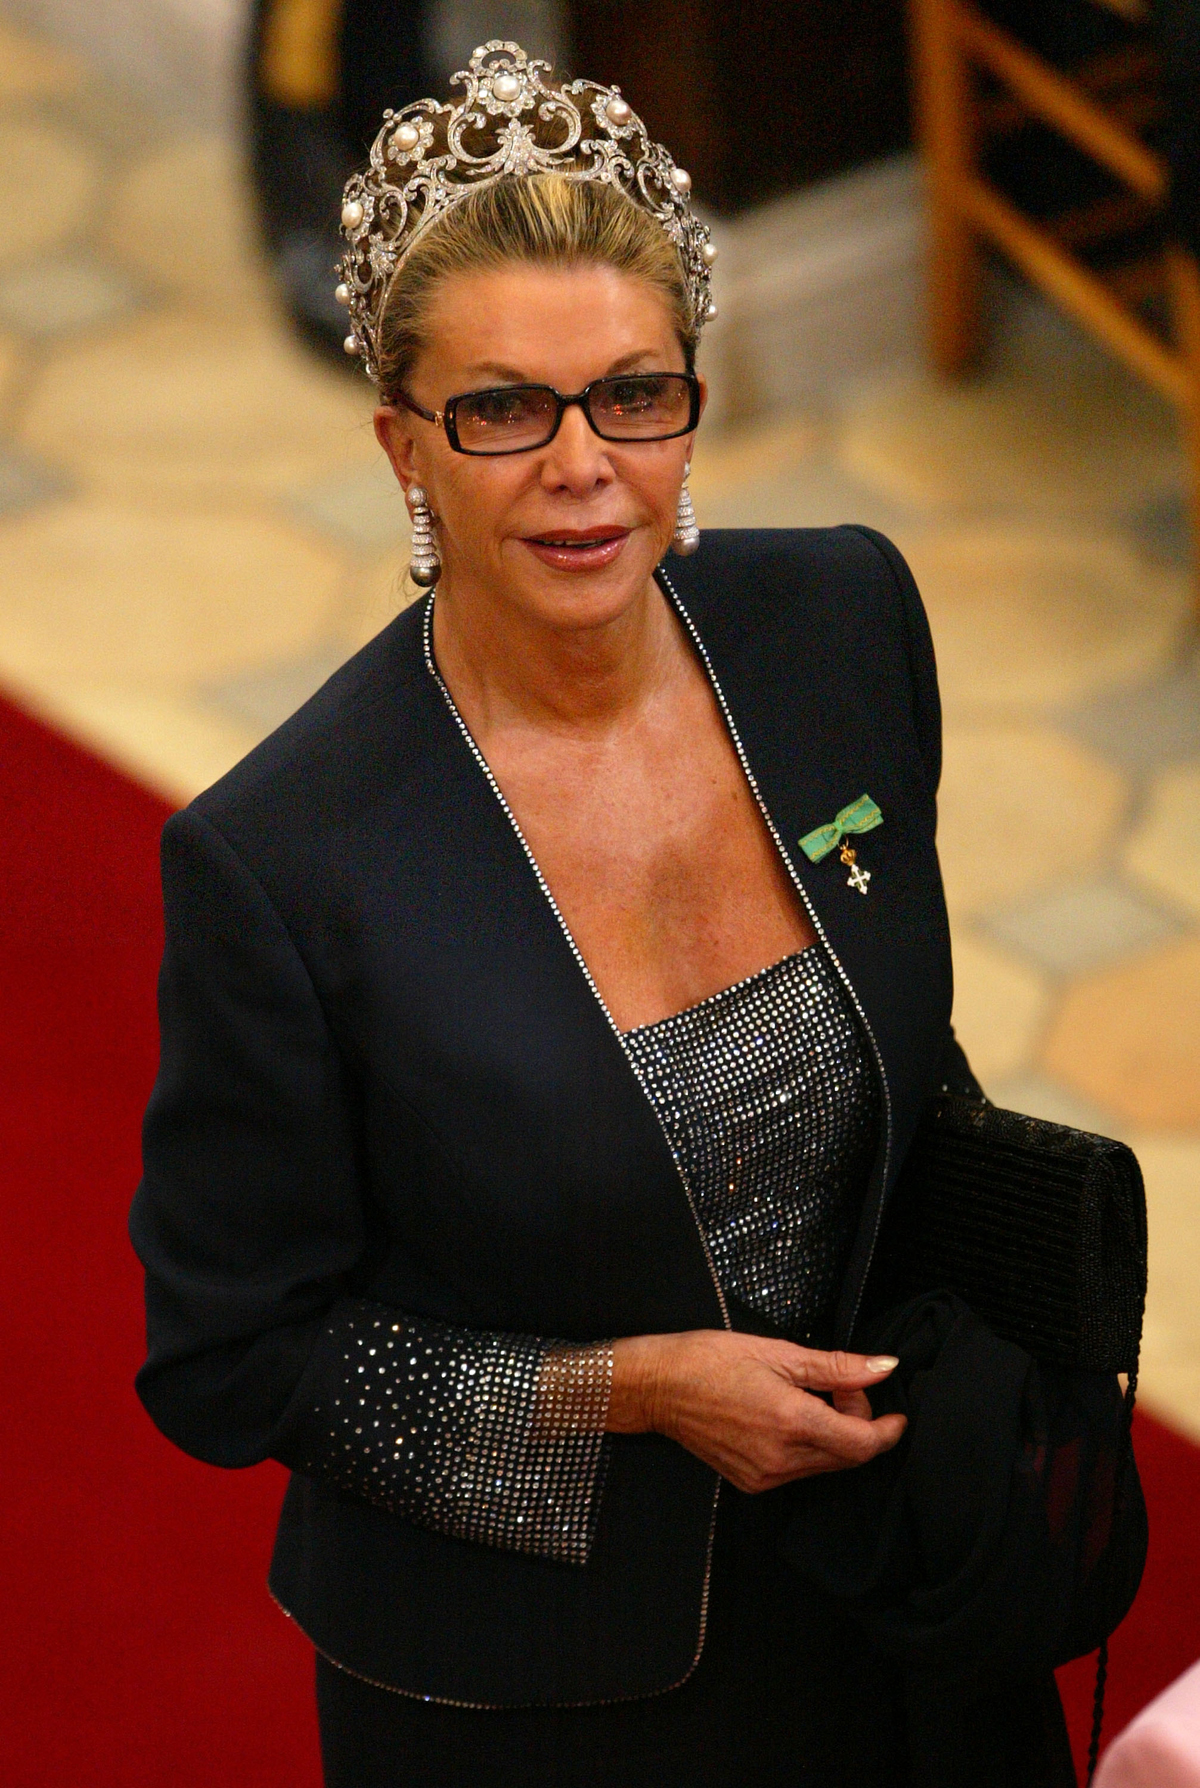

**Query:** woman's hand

left=608, top=1329, right=906, bottom=1493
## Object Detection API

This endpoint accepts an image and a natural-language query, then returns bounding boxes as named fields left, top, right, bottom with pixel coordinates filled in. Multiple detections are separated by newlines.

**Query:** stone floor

left=1, top=14, right=1197, bottom=1436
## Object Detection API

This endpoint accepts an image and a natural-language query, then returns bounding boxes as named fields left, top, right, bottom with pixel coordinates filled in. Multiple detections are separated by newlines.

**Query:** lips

left=520, top=526, right=631, bottom=572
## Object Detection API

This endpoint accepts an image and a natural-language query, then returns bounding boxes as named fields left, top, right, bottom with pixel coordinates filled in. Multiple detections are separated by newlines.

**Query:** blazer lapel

left=658, top=539, right=953, bottom=1340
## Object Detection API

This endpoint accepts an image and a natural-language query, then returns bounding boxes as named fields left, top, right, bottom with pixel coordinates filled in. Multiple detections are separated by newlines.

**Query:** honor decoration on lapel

left=799, top=795, right=883, bottom=896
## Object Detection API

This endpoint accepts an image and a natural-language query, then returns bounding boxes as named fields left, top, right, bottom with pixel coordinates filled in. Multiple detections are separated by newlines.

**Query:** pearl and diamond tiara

left=335, top=40, right=718, bottom=385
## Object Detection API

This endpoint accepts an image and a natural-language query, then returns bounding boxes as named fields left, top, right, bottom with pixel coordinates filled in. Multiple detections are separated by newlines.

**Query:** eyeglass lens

left=452, top=375, right=693, bottom=453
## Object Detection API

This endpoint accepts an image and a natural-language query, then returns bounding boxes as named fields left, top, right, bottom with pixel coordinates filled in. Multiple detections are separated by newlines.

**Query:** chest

left=474, top=667, right=816, bottom=1028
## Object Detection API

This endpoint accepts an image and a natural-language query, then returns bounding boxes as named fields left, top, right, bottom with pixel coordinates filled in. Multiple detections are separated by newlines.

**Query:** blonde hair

left=376, top=173, right=698, bottom=398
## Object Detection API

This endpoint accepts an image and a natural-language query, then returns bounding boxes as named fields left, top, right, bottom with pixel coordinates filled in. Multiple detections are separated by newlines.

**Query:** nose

left=539, top=400, right=614, bottom=497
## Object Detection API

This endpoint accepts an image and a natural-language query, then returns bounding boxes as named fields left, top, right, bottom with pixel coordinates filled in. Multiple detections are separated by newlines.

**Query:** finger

left=719, top=1410, right=909, bottom=1492
left=788, top=1412, right=909, bottom=1481
left=779, top=1349, right=900, bottom=1394
left=832, top=1386, right=874, bottom=1420
left=790, top=1396, right=907, bottom=1465
left=867, top=1412, right=907, bottom=1453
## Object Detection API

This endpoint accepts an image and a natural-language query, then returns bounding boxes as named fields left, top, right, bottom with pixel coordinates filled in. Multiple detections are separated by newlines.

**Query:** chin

left=503, top=535, right=667, bottom=632
left=522, top=563, right=658, bottom=633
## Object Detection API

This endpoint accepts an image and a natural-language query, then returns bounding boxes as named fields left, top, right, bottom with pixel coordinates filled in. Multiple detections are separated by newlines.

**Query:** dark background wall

left=568, top=0, right=912, bottom=214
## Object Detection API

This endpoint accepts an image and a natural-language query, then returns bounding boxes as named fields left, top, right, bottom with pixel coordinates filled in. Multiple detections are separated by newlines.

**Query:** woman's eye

left=471, top=390, right=533, bottom=426
left=609, top=379, right=660, bottom=409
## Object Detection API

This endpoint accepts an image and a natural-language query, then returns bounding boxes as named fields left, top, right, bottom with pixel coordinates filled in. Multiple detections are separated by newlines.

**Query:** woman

left=131, top=44, right=1115, bottom=1788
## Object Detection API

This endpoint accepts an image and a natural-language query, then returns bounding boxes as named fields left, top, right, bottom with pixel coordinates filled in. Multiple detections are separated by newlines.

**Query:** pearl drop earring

left=672, top=462, right=700, bottom=556
left=406, top=485, right=441, bottom=587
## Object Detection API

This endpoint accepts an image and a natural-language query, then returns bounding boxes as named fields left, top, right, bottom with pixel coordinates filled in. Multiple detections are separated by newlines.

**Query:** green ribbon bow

left=798, top=794, right=883, bottom=864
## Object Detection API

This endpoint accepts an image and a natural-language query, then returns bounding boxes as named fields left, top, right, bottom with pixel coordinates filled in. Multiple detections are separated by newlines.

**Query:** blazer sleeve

left=130, top=807, right=612, bottom=1565
left=845, top=526, right=987, bottom=1103
left=844, top=524, right=942, bottom=800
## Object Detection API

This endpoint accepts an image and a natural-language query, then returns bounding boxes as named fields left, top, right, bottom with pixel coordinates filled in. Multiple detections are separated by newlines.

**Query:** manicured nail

left=864, top=1355, right=899, bottom=1373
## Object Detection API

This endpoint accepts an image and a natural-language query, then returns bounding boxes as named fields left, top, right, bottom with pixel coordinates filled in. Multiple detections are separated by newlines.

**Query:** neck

left=429, top=568, right=681, bottom=743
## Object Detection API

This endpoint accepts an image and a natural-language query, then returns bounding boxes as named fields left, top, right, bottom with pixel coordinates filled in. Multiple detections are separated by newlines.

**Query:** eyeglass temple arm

left=392, top=390, right=445, bottom=427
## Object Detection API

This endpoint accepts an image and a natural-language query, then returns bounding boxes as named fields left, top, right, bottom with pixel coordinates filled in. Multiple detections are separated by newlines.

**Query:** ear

left=375, top=406, right=419, bottom=492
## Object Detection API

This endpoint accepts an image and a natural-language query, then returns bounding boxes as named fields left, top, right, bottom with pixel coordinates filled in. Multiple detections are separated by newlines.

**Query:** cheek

left=436, top=466, right=528, bottom=550
left=622, top=451, right=687, bottom=528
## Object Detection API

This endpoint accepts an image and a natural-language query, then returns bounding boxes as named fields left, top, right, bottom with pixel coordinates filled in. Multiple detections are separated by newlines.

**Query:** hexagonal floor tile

left=903, top=528, right=1187, bottom=714
left=105, top=134, right=278, bottom=325
left=1123, top=761, right=1200, bottom=920
left=1132, top=1134, right=1200, bottom=1440
left=938, top=724, right=1128, bottom=915
left=689, top=416, right=823, bottom=498
left=1064, top=661, right=1200, bottom=777
left=693, top=451, right=919, bottom=536
left=0, top=445, right=68, bottom=516
left=1043, top=938, right=1200, bottom=1129
left=1125, top=490, right=1192, bottom=571
left=288, top=460, right=408, bottom=556
left=0, top=331, right=18, bottom=397
left=0, top=19, right=84, bottom=100
left=949, top=930, right=1050, bottom=1085
left=0, top=499, right=346, bottom=687
left=20, top=309, right=377, bottom=499
left=0, top=116, right=97, bottom=264
left=204, top=645, right=353, bottom=735
left=336, top=548, right=419, bottom=653
left=53, top=76, right=169, bottom=161
left=839, top=359, right=1182, bottom=520
left=984, top=876, right=1184, bottom=976
left=0, top=256, right=141, bottom=337
left=688, top=414, right=917, bottom=536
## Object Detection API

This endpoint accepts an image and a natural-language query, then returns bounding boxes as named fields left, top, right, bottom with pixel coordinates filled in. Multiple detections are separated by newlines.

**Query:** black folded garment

left=782, top=1293, right=1147, bottom=1788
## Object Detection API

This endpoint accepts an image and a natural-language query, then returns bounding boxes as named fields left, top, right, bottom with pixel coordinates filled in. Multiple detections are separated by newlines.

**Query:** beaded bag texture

left=888, top=1095, right=1147, bottom=1378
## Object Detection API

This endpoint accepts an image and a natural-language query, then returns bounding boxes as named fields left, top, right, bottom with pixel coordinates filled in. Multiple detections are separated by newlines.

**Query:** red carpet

left=0, top=696, right=318, bottom=1788
left=0, top=688, right=1197, bottom=1784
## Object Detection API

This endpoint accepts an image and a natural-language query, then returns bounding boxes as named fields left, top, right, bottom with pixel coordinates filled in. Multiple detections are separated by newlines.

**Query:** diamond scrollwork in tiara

left=334, top=40, right=719, bottom=384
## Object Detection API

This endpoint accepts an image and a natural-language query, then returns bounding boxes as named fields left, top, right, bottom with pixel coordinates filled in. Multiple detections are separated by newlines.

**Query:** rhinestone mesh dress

left=623, top=946, right=878, bottom=1345
left=285, top=944, right=877, bottom=1579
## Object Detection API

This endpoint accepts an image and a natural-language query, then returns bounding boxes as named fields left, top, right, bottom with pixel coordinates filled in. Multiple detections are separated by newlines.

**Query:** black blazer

left=131, top=526, right=958, bottom=1707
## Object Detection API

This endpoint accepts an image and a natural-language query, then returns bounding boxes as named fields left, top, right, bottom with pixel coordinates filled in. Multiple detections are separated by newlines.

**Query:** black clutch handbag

left=886, top=1095, right=1148, bottom=1377
left=878, top=1096, right=1149, bottom=1782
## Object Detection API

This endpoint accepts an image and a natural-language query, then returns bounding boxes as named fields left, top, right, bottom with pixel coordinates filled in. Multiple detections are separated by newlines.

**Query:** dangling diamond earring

left=406, top=485, right=441, bottom=587
left=671, top=462, right=700, bottom=556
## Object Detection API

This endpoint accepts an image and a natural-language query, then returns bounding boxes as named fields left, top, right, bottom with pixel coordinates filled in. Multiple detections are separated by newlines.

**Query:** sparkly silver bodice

left=289, top=946, right=878, bottom=1565
left=624, top=946, right=878, bottom=1342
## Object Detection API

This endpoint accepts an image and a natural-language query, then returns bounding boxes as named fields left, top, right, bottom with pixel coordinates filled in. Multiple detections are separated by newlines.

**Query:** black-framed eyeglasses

left=393, top=373, right=701, bottom=456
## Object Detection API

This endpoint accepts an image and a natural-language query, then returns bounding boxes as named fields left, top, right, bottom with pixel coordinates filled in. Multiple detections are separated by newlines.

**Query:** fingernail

left=865, top=1355, right=899, bottom=1373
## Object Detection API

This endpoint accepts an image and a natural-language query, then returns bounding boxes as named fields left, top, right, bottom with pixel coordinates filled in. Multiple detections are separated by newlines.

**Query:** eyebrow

left=461, top=350, right=670, bottom=384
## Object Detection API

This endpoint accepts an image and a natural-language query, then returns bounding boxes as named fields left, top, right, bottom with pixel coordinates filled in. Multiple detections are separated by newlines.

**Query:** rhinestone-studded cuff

left=278, top=1301, right=614, bottom=1566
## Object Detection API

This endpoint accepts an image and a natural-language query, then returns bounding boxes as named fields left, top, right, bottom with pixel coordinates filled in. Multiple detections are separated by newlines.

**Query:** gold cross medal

left=799, top=795, right=883, bottom=896
left=840, top=842, right=871, bottom=894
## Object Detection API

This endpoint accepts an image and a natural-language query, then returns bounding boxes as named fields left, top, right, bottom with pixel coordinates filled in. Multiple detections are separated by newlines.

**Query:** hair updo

left=375, top=173, right=699, bottom=400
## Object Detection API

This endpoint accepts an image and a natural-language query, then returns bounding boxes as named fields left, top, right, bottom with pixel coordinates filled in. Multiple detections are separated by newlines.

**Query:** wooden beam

left=959, top=173, right=1191, bottom=405
left=954, top=0, right=1168, bottom=202
left=910, top=0, right=984, bottom=371
left=259, top=0, right=341, bottom=110
left=1167, top=250, right=1200, bottom=606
